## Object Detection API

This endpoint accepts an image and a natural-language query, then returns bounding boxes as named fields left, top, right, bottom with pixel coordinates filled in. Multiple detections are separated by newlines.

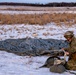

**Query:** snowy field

left=0, top=23, right=76, bottom=75
left=0, top=10, right=76, bottom=14
left=0, top=6, right=76, bottom=14
left=0, top=23, right=76, bottom=41
left=0, top=8, right=76, bottom=75
left=0, top=51, right=75, bottom=75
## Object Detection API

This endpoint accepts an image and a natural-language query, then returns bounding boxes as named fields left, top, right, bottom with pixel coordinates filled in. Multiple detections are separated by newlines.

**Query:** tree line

left=0, top=2, right=76, bottom=7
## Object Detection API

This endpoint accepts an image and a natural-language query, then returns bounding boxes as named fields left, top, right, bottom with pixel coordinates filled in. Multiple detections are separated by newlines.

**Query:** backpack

left=50, top=64, right=66, bottom=73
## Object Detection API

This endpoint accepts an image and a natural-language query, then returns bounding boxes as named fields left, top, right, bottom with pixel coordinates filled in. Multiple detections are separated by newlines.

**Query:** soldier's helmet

left=64, top=31, right=74, bottom=38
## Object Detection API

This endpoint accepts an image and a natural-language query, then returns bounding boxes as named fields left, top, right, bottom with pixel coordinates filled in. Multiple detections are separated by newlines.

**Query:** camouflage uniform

left=64, top=31, right=76, bottom=70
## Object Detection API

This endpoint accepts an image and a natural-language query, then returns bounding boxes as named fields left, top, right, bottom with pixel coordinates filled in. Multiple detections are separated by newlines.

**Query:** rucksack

left=50, top=64, right=66, bottom=73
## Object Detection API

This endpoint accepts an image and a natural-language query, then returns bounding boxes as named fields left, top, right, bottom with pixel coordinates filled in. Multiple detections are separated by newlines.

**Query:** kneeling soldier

left=62, top=31, right=76, bottom=70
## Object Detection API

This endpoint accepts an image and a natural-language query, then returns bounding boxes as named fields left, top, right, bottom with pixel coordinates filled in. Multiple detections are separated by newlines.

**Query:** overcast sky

left=0, top=0, right=76, bottom=4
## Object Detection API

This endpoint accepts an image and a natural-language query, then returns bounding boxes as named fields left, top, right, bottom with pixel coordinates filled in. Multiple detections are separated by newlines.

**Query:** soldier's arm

left=69, top=45, right=76, bottom=53
left=64, top=46, right=76, bottom=54
left=65, top=42, right=76, bottom=54
left=64, top=47, right=70, bottom=52
left=70, top=39, right=76, bottom=53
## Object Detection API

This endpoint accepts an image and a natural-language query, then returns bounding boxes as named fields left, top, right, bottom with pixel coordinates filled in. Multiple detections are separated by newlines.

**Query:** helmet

left=64, top=31, right=74, bottom=38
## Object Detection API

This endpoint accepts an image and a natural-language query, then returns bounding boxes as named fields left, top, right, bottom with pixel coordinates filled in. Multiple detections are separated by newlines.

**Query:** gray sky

left=0, top=0, right=76, bottom=4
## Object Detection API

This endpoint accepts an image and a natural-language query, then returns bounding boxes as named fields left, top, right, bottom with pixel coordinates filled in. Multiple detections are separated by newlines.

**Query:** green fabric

left=64, top=37, right=76, bottom=70
left=64, top=37, right=76, bottom=54
left=65, top=60, right=76, bottom=70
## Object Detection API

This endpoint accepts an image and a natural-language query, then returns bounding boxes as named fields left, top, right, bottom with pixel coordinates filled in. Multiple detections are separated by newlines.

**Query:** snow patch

left=0, top=23, right=76, bottom=41
left=0, top=51, right=75, bottom=75
left=0, top=10, right=76, bottom=14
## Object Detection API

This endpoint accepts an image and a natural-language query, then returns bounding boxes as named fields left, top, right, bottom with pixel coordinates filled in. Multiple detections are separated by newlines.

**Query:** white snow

left=0, top=10, right=76, bottom=14
left=0, top=51, right=75, bottom=75
left=0, top=23, right=76, bottom=41
left=0, top=10, right=50, bottom=14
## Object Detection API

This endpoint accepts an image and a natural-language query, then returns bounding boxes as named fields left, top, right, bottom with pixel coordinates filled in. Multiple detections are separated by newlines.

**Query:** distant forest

left=0, top=2, right=76, bottom=7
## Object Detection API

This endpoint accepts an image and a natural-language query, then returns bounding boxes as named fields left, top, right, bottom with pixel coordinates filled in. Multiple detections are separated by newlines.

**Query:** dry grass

left=0, top=13, right=76, bottom=26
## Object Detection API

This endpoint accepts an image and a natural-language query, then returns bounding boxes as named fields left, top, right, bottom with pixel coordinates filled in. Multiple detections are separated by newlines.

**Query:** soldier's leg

left=65, top=60, right=76, bottom=70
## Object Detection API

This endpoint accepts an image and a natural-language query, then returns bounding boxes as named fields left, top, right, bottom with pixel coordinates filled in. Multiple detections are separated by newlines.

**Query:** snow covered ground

left=0, top=23, right=76, bottom=41
left=0, top=51, right=75, bottom=75
left=0, top=23, right=76, bottom=75
left=0, top=10, right=76, bottom=14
